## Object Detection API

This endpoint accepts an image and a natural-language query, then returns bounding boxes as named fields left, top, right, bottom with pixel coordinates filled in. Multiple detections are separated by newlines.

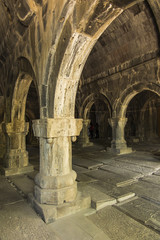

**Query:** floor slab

left=0, top=176, right=23, bottom=206
left=88, top=206, right=160, bottom=240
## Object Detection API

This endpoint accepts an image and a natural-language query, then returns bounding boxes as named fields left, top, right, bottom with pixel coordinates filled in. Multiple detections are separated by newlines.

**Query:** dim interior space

left=0, top=0, right=160, bottom=239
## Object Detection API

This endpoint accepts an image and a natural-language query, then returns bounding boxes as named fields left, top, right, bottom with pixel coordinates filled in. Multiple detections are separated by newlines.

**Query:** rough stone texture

left=117, top=196, right=160, bottom=231
left=0, top=0, right=160, bottom=231
left=28, top=191, right=91, bottom=224
left=78, top=184, right=116, bottom=210
left=88, top=206, right=160, bottom=240
left=1, top=145, right=160, bottom=238
left=0, top=176, right=23, bottom=205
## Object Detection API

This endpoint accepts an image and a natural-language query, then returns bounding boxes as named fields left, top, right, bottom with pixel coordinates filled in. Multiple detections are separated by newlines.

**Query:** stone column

left=78, top=119, right=93, bottom=147
left=0, top=123, right=5, bottom=162
left=108, top=117, right=132, bottom=154
left=1, top=120, right=33, bottom=176
left=29, top=118, right=90, bottom=223
left=147, top=101, right=158, bottom=140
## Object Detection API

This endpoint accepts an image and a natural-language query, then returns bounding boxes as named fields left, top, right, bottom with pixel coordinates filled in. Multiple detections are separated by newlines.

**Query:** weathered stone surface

left=72, top=164, right=91, bottom=174
left=28, top=191, right=91, bottom=224
left=0, top=0, right=160, bottom=236
left=0, top=201, right=60, bottom=240
left=48, top=210, right=111, bottom=240
left=79, top=184, right=116, bottom=210
left=73, top=157, right=103, bottom=170
left=117, top=196, right=160, bottom=231
left=88, top=181, right=132, bottom=200
left=76, top=173, right=98, bottom=183
left=117, top=192, right=135, bottom=202
left=0, top=176, right=23, bottom=205
left=1, top=164, right=34, bottom=177
left=85, top=169, right=135, bottom=187
left=88, top=206, right=160, bottom=240
left=8, top=174, right=34, bottom=196
left=32, top=118, right=83, bottom=138
left=141, top=174, right=160, bottom=186
left=122, top=181, right=160, bottom=204
left=100, top=164, right=142, bottom=180
left=114, top=154, right=160, bottom=169
left=101, top=159, right=156, bottom=176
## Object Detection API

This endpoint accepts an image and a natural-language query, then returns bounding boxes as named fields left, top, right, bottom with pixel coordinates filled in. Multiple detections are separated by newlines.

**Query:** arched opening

left=125, top=90, right=160, bottom=149
left=25, top=80, right=40, bottom=171
left=76, top=93, right=112, bottom=147
left=88, top=100, right=112, bottom=145
left=2, top=57, right=40, bottom=175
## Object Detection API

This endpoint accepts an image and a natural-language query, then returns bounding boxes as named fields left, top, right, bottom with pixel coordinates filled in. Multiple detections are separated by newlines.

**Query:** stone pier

left=78, top=119, right=93, bottom=147
left=29, top=118, right=91, bottom=223
left=1, top=120, right=33, bottom=176
left=108, top=117, right=132, bottom=154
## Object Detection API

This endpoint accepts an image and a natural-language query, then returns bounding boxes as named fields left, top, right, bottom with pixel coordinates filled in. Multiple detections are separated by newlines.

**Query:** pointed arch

left=114, top=82, right=160, bottom=118
left=80, top=93, right=112, bottom=119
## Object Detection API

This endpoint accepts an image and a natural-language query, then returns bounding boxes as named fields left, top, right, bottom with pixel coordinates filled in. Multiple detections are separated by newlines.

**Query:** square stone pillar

left=78, top=119, right=93, bottom=147
left=29, top=118, right=91, bottom=223
left=108, top=117, right=132, bottom=154
left=1, top=121, right=33, bottom=176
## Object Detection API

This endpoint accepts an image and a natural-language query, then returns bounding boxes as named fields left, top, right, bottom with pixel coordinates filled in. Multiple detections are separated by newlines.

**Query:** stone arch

left=138, top=92, right=160, bottom=140
left=11, top=57, right=39, bottom=122
left=1, top=57, right=39, bottom=175
left=4, top=57, right=39, bottom=123
left=11, top=72, right=33, bottom=122
left=78, top=93, right=112, bottom=141
left=114, top=82, right=160, bottom=119
left=80, top=93, right=112, bottom=120
left=45, top=1, right=137, bottom=118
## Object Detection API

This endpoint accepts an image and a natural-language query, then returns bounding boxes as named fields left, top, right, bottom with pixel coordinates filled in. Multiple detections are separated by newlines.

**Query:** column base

left=28, top=191, right=91, bottom=224
left=107, top=147, right=132, bottom=155
left=34, top=183, right=77, bottom=205
left=0, top=164, right=34, bottom=176
left=5, top=150, right=29, bottom=169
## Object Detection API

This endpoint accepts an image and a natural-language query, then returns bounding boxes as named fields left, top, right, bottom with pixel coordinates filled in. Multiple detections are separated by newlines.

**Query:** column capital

left=108, top=117, right=128, bottom=127
left=83, top=119, right=90, bottom=126
left=2, top=121, right=29, bottom=134
left=32, top=118, right=83, bottom=138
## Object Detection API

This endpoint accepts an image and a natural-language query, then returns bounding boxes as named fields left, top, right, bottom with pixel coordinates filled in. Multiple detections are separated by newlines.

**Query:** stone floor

left=1, top=141, right=160, bottom=239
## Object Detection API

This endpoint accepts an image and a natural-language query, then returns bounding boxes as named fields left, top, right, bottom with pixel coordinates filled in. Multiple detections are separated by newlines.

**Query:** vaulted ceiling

left=83, top=1, right=159, bottom=80
left=0, top=0, right=159, bottom=86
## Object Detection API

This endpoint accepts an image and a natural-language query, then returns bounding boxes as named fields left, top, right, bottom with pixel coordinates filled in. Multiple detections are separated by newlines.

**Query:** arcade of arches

left=0, top=0, right=160, bottom=238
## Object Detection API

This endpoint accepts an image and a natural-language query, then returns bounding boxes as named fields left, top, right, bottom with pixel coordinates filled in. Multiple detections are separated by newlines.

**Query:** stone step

left=116, top=197, right=160, bottom=232
left=117, top=192, right=136, bottom=202
left=78, top=184, right=116, bottom=210
left=87, top=206, right=160, bottom=240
